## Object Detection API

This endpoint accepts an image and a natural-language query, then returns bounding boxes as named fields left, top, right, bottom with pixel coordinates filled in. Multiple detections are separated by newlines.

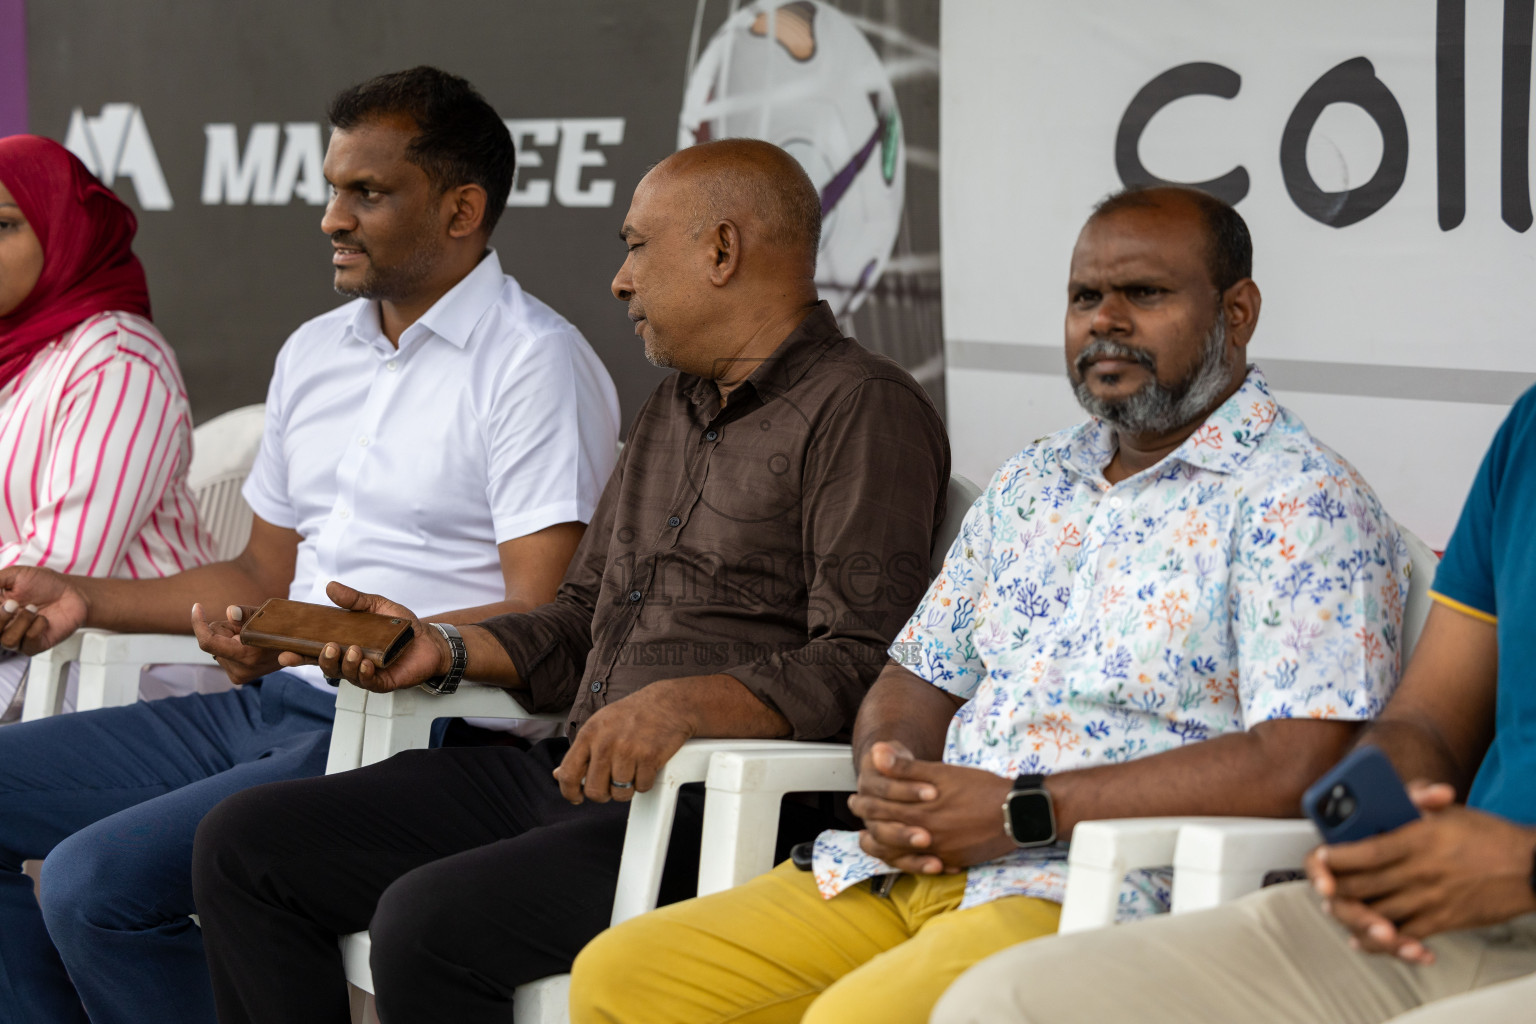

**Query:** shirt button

left=1109, top=497, right=1123, bottom=509
left=704, top=429, right=719, bottom=442
left=358, top=436, right=370, bottom=447
left=589, top=680, right=603, bottom=693
left=667, top=515, right=681, bottom=527
left=338, top=508, right=351, bottom=520
left=386, top=360, right=398, bottom=372
left=628, top=589, right=643, bottom=603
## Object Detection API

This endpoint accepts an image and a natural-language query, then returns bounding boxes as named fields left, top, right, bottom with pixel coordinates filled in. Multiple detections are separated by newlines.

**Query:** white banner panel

left=941, top=0, right=1536, bottom=547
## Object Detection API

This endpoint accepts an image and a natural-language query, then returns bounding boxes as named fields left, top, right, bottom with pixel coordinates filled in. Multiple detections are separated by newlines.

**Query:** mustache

left=330, top=231, right=366, bottom=251
left=1074, top=337, right=1155, bottom=377
left=627, top=302, right=645, bottom=322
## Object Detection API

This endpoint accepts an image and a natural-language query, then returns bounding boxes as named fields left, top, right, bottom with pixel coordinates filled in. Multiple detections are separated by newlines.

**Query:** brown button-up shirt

left=480, top=302, right=949, bottom=738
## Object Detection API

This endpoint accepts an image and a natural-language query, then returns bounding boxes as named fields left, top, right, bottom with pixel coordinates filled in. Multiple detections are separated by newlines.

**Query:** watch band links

left=420, top=622, right=467, bottom=696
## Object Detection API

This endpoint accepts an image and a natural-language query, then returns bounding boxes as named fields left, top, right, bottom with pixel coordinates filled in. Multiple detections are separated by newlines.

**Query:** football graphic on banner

left=679, top=0, right=906, bottom=316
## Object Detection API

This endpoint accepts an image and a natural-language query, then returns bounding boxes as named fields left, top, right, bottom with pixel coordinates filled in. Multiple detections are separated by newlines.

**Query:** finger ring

left=611, top=780, right=634, bottom=789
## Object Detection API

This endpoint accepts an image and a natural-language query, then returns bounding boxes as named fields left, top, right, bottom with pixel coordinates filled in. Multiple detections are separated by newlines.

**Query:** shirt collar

left=1169, top=365, right=1279, bottom=474
left=682, top=301, right=844, bottom=410
left=344, top=249, right=505, bottom=354
left=1062, top=364, right=1280, bottom=479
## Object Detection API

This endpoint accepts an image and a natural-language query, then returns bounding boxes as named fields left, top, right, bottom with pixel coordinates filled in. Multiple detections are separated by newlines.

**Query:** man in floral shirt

left=569, top=186, right=1408, bottom=1024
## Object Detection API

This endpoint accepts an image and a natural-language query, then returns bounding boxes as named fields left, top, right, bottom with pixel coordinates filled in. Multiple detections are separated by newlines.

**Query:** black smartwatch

left=1003, top=773, right=1058, bottom=847
left=419, top=622, right=466, bottom=696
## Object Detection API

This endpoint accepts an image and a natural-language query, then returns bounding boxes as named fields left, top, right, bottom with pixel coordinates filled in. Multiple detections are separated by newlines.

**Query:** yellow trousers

left=570, top=861, right=1062, bottom=1024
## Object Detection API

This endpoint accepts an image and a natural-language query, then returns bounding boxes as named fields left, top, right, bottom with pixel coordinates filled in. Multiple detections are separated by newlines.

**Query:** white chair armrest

left=19, top=629, right=94, bottom=721
left=1171, top=818, right=1319, bottom=914
left=340, top=930, right=372, bottom=993
left=76, top=631, right=208, bottom=711
left=1059, top=816, right=1234, bottom=934
left=324, top=681, right=371, bottom=775
left=512, top=974, right=570, bottom=1022
left=80, top=630, right=208, bottom=665
left=697, top=744, right=855, bottom=896
left=357, top=682, right=562, bottom=767
left=609, top=738, right=811, bottom=926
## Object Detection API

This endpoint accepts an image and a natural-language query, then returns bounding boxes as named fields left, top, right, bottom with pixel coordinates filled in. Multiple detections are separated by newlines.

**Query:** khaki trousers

left=932, top=881, right=1536, bottom=1024
left=570, top=861, right=1061, bottom=1024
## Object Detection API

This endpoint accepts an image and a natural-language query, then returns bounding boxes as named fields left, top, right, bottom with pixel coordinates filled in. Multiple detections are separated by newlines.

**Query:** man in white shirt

left=0, top=66, right=619, bottom=1024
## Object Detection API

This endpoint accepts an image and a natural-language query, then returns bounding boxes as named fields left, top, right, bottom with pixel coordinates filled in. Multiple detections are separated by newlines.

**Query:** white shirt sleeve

left=240, top=339, right=297, bottom=530
left=483, top=329, right=620, bottom=542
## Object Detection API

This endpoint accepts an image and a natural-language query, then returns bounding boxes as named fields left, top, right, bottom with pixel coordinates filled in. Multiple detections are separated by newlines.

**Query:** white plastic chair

left=324, top=682, right=564, bottom=775
left=19, top=404, right=266, bottom=721
left=336, top=473, right=983, bottom=1024
left=1056, top=527, right=1440, bottom=933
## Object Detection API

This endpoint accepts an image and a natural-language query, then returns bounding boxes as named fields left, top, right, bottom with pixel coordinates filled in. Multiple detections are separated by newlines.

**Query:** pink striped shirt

left=0, top=311, right=213, bottom=579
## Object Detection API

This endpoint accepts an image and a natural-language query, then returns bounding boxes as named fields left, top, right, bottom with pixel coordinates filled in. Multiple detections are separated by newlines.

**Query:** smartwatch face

left=1007, top=790, right=1056, bottom=846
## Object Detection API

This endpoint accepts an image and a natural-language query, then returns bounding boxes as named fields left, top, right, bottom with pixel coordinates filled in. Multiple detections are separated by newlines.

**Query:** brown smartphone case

left=238, top=598, right=414, bottom=668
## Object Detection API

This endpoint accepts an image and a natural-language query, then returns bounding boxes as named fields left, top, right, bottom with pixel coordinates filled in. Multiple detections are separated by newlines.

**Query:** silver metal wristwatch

left=420, top=622, right=466, bottom=696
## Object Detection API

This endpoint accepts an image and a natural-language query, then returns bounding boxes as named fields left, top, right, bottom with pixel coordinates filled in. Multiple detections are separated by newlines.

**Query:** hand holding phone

left=1303, top=745, right=1420, bottom=845
left=237, top=598, right=415, bottom=669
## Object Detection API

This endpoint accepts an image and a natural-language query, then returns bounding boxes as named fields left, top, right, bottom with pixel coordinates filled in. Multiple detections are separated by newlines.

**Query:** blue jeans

left=0, top=672, right=335, bottom=1024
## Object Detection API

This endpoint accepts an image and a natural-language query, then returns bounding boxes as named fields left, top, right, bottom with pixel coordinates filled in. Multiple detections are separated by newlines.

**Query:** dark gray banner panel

left=22, top=0, right=941, bottom=426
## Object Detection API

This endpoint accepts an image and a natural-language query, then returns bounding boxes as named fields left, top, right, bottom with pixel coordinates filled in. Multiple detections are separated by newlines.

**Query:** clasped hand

left=848, top=740, right=1016, bottom=875
left=1307, top=781, right=1536, bottom=965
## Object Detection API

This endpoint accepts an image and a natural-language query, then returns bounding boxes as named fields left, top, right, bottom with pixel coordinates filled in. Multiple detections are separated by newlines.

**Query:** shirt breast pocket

left=692, top=442, right=803, bottom=532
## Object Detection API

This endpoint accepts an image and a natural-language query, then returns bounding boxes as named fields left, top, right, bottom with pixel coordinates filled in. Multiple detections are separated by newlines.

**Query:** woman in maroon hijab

left=0, top=135, right=212, bottom=712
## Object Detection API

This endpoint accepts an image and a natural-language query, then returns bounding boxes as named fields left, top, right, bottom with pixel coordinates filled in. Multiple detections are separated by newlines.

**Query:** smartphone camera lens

left=1322, top=783, right=1357, bottom=826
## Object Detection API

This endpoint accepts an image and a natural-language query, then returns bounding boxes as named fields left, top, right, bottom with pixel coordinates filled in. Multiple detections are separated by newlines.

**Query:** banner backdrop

left=20, top=0, right=941, bottom=427
left=942, top=0, right=1536, bottom=547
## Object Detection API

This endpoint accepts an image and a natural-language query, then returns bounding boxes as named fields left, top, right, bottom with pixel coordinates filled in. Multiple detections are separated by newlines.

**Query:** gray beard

left=1072, top=317, right=1232, bottom=436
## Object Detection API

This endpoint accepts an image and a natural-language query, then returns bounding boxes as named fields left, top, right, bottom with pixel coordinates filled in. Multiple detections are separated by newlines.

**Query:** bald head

left=613, top=139, right=825, bottom=384
left=1089, top=185, right=1252, bottom=293
left=652, top=139, right=822, bottom=276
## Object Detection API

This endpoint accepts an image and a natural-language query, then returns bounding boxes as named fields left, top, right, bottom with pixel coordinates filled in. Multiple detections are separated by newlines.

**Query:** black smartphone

left=1303, top=745, right=1421, bottom=844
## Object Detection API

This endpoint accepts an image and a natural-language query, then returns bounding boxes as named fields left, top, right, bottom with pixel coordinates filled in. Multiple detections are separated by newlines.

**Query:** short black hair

left=1091, top=185, right=1253, bottom=292
left=328, top=66, right=514, bottom=236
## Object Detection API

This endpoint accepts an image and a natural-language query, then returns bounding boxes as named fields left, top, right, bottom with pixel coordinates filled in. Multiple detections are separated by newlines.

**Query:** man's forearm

left=468, top=598, right=596, bottom=708
left=657, top=673, right=791, bottom=739
left=1046, top=719, right=1359, bottom=837
left=452, top=623, right=524, bottom=689
left=76, top=561, right=276, bottom=634
left=851, top=662, right=964, bottom=768
left=1357, top=717, right=1480, bottom=794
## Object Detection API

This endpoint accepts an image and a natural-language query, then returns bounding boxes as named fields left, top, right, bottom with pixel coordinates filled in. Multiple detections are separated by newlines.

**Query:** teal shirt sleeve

left=1430, top=391, right=1534, bottom=619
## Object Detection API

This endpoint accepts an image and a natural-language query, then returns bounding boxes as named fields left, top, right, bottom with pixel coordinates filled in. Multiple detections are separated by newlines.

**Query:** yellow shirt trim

left=1429, top=591, right=1498, bottom=625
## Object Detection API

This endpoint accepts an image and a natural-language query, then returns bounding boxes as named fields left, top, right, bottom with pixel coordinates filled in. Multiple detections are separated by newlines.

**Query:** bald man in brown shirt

left=189, top=139, right=949, bottom=1024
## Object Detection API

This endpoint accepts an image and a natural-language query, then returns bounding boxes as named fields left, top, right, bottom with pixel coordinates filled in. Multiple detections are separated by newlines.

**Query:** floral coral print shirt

left=813, top=367, right=1409, bottom=916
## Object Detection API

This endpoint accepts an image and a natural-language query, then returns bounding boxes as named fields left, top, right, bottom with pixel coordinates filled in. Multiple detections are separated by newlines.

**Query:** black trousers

left=191, top=738, right=833, bottom=1024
